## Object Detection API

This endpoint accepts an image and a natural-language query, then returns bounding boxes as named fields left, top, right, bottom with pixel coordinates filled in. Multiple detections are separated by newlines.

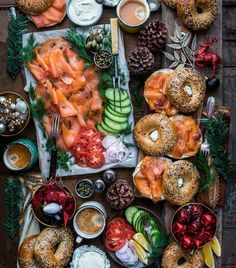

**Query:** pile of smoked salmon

left=133, top=157, right=171, bottom=202
left=29, top=0, right=66, bottom=28
left=28, top=38, right=106, bottom=168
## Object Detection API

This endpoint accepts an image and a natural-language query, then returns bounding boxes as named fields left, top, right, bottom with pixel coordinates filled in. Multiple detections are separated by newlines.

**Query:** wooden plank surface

left=0, top=1, right=236, bottom=267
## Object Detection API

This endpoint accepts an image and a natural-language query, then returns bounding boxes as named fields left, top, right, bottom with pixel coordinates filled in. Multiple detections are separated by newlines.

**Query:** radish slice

left=102, top=136, right=117, bottom=149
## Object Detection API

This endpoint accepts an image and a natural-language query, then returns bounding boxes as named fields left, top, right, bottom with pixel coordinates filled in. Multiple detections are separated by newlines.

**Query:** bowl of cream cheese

left=67, top=0, right=103, bottom=26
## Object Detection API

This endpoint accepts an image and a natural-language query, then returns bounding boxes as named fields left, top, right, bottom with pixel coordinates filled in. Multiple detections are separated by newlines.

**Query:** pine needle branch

left=7, top=12, right=28, bottom=78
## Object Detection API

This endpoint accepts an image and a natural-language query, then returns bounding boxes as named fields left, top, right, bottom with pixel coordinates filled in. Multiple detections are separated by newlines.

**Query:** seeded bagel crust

left=162, top=160, right=199, bottom=205
left=134, top=114, right=177, bottom=156
left=166, top=68, right=206, bottom=113
left=162, top=241, right=204, bottom=268
left=162, top=0, right=178, bottom=9
left=34, top=227, right=74, bottom=268
left=16, top=0, right=55, bottom=15
left=18, top=235, right=38, bottom=268
left=177, top=0, right=218, bottom=31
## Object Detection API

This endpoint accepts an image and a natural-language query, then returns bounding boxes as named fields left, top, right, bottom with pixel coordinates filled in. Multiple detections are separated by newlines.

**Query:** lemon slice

left=210, top=236, right=221, bottom=257
left=133, top=233, right=152, bottom=253
left=203, top=243, right=215, bottom=268
left=130, top=239, right=149, bottom=265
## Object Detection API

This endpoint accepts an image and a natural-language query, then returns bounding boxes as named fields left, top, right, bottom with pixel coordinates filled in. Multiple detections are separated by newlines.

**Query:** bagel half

left=16, top=0, right=55, bottom=15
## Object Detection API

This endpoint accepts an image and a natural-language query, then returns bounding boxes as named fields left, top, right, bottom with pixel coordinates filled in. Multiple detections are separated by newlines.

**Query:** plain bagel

left=162, top=241, right=204, bottom=268
left=16, top=0, right=55, bottom=15
left=34, top=227, right=74, bottom=268
left=162, top=160, right=200, bottom=205
left=18, top=235, right=38, bottom=268
left=166, top=68, right=206, bottom=113
left=134, top=113, right=177, bottom=156
left=177, top=0, right=218, bottom=31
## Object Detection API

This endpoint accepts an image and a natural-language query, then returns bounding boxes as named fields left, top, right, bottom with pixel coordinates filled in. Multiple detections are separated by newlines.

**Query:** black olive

left=206, top=77, right=220, bottom=91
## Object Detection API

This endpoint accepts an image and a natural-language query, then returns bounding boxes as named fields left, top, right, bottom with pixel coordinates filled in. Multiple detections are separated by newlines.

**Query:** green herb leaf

left=64, top=28, right=93, bottom=63
left=28, top=83, right=35, bottom=101
left=23, top=34, right=38, bottom=66
left=7, top=13, right=28, bottom=78
left=29, top=97, right=45, bottom=123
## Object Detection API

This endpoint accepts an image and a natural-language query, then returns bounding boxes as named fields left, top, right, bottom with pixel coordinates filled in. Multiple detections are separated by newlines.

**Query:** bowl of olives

left=85, top=29, right=104, bottom=53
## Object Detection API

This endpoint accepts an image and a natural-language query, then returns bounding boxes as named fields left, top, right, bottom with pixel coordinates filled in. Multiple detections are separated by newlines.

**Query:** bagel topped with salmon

left=16, top=0, right=66, bottom=28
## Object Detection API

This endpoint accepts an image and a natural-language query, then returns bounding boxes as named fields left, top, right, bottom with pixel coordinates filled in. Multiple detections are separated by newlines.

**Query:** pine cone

left=138, top=20, right=168, bottom=52
left=128, top=47, right=154, bottom=75
left=106, top=179, right=134, bottom=210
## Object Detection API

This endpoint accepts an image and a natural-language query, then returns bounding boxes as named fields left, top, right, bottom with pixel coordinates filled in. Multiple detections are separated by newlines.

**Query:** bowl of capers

left=94, top=50, right=113, bottom=69
left=85, top=29, right=104, bottom=53
left=76, top=179, right=94, bottom=199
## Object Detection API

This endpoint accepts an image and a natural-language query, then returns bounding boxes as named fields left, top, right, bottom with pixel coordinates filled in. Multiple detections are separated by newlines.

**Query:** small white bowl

left=67, top=0, right=103, bottom=27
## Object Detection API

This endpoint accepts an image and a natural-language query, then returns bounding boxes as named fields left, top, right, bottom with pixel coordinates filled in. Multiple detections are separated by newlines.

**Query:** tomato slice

left=80, top=126, right=97, bottom=138
left=87, top=142, right=104, bottom=154
left=86, top=151, right=105, bottom=168
left=89, top=132, right=105, bottom=144
left=105, top=238, right=126, bottom=252
left=74, top=151, right=88, bottom=167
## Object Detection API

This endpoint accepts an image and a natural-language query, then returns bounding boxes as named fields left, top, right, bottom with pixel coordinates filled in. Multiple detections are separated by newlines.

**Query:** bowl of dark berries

left=171, top=203, right=217, bottom=251
left=94, top=50, right=113, bottom=69
left=76, top=179, right=94, bottom=199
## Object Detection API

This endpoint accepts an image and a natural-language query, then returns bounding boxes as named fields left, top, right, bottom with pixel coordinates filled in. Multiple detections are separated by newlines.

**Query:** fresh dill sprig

left=64, top=28, right=93, bottom=63
left=23, top=34, right=38, bottom=66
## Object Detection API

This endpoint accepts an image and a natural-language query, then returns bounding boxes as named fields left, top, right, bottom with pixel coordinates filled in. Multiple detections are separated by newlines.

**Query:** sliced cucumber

left=125, top=206, right=139, bottom=224
left=108, top=97, right=131, bottom=108
left=132, top=210, right=144, bottom=230
left=108, top=104, right=131, bottom=116
left=104, top=109, right=128, bottom=123
left=106, top=105, right=125, bottom=117
left=105, top=88, right=128, bottom=101
left=103, top=117, right=128, bottom=132
left=97, top=124, right=117, bottom=136
left=101, top=121, right=119, bottom=134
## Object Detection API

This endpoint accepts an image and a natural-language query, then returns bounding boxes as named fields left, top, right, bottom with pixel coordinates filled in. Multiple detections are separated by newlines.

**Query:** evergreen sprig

left=29, top=97, right=45, bottom=123
left=23, top=34, right=38, bottom=66
left=206, top=115, right=233, bottom=180
left=3, top=178, right=22, bottom=238
left=64, top=28, right=93, bottom=63
left=195, top=151, right=217, bottom=192
left=7, top=12, right=28, bottom=78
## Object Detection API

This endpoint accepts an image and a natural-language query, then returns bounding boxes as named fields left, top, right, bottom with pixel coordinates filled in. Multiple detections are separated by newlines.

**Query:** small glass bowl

left=75, top=179, right=94, bottom=199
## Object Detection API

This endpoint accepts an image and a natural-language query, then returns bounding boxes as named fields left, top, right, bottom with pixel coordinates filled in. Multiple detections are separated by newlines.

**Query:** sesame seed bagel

left=16, top=0, right=55, bottom=15
left=162, top=0, right=178, bottom=9
left=162, top=160, right=199, bottom=205
left=162, top=241, right=204, bottom=268
left=177, top=0, right=218, bottom=31
left=34, top=227, right=74, bottom=268
left=134, top=114, right=177, bottom=156
left=166, top=68, right=206, bottom=113
left=18, top=235, right=38, bottom=268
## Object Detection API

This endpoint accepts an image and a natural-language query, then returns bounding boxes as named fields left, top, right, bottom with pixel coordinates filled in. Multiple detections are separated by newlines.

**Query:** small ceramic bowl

left=171, top=203, right=217, bottom=250
left=116, top=0, right=151, bottom=33
left=32, top=185, right=76, bottom=227
left=75, top=179, right=94, bottom=199
left=73, top=201, right=107, bottom=240
left=94, top=49, right=113, bottom=69
left=67, top=0, right=103, bottom=27
left=0, top=92, right=30, bottom=137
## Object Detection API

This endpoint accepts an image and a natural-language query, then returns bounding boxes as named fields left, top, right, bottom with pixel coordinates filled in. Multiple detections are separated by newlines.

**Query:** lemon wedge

left=133, top=233, right=152, bottom=253
left=130, top=239, right=149, bottom=265
left=210, top=236, right=221, bottom=257
left=203, top=243, right=215, bottom=268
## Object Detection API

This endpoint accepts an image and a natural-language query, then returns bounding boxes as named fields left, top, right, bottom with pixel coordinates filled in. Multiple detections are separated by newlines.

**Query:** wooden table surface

left=0, top=1, right=236, bottom=267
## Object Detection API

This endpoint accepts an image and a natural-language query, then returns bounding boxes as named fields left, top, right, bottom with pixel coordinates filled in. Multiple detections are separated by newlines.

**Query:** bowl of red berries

left=171, top=203, right=217, bottom=251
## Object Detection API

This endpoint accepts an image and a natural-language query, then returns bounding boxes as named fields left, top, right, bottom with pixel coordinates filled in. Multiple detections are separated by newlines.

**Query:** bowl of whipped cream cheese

left=67, top=0, right=103, bottom=26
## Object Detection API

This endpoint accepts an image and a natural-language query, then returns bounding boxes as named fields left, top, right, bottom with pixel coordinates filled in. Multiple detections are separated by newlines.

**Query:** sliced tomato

left=89, top=132, right=105, bottom=144
left=87, top=142, right=104, bottom=154
left=80, top=126, right=97, bottom=138
left=86, top=151, right=105, bottom=168
left=74, top=151, right=88, bottom=167
left=105, top=238, right=126, bottom=252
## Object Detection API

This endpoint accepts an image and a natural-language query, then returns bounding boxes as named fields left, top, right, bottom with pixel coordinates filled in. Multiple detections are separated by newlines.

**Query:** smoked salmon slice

left=56, top=91, right=77, bottom=118
left=30, top=15, right=51, bottom=29
left=28, top=60, right=48, bottom=81
left=134, top=170, right=153, bottom=199
left=42, top=6, right=64, bottom=23
left=52, top=0, right=66, bottom=11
